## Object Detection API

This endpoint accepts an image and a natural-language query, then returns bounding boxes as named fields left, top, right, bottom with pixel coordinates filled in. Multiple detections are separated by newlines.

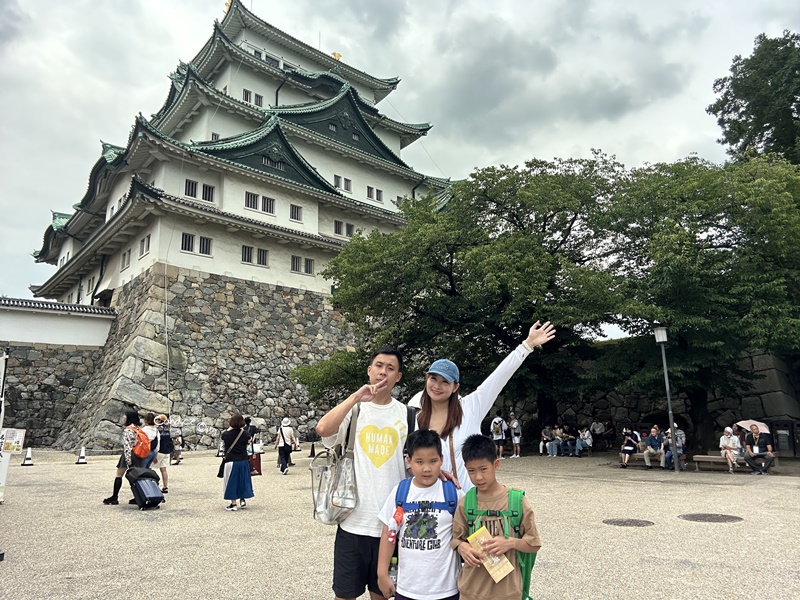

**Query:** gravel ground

left=1, top=448, right=799, bottom=599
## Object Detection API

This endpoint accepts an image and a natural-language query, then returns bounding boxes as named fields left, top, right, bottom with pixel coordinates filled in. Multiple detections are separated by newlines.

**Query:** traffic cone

left=20, top=447, right=34, bottom=466
left=75, top=446, right=88, bottom=465
left=309, top=442, right=316, bottom=458
left=215, top=440, right=224, bottom=457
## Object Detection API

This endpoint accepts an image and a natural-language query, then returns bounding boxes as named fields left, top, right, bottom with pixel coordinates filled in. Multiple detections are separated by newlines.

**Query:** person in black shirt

left=221, top=414, right=254, bottom=510
left=744, top=424, right=775, bottom=475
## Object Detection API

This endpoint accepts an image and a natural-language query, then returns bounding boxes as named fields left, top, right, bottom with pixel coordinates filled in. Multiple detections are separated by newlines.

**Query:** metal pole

left=659, top=343, right=680, bottom=474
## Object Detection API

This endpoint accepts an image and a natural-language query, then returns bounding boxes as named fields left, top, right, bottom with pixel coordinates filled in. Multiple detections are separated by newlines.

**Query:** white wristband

left=522, top=340, right=533, bottom=352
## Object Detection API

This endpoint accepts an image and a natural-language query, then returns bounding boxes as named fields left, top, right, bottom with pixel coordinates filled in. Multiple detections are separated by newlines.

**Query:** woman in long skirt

left=221, top=414, right=254, bottom=511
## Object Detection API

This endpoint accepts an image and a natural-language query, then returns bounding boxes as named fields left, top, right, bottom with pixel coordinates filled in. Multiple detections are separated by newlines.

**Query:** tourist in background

left=275, top=417, right=297, bottom=475
left=141, top=412, right=159, bottom=468
left=719, top=426, right=741, bottom=473
left=540, top=424, right=555, bottom=456
left=152, top=414, right=174, bottom=492
left=575, top=425, right=592, bottom=457
left=508, top=411, right=522, bottom=458
left=221, top=414, right=254, bottom=510
left=619, top=425, right=640, bottom=468
left=102, top=410, right=144, bottom=505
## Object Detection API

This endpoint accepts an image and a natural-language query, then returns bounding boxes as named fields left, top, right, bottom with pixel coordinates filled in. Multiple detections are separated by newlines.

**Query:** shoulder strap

left=406, top=404, right=417, bottom=433
left=464, top=487, right=479, bottom=534
left=224, top=429, right=244, bottom=457
left=447, top=435, right=460, bottom=487
left=442, top=480, right=458, bottom=515
left=395, top=477, right=412, bottom=508
left=343, top=403, right=360, bottom=455
left=507, top=488, right=524, bottom=538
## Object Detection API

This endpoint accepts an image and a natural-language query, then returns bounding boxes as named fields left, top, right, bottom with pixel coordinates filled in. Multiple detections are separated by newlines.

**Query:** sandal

left=161, top=487, right=169, bottom=493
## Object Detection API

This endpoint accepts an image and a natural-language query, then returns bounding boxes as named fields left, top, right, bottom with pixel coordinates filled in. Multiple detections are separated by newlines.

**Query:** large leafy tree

left=297, top=153, right=624, bottom=418
left=599, top=156, right=800, bottom=448
left=707, top=31, right=800, bottom=164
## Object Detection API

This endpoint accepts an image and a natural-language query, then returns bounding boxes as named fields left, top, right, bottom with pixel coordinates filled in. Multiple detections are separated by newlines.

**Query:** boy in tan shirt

left=452, top=434, right=542, bottom=600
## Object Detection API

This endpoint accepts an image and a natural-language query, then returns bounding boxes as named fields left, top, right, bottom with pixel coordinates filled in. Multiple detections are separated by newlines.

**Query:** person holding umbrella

left=743, top=423, right=775, bottom=475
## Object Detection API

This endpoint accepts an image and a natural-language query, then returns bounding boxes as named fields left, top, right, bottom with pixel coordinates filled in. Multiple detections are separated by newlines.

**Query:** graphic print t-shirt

left=379, top=479, right=464, bottom=600
left=323, top=399, right=411, bottom=537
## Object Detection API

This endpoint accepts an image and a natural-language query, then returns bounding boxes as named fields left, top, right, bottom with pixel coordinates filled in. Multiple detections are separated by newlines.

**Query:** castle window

left=255, top=93, right=263, bottom=107
left=262, top=155, right=285, bottom=170
left=329, top=123, right=337, bottom=132
left=139, top=234, right=151, bottom=258
left=257, top=248, right=269, bottom=266
left=304, top=258, right=315, bottom=275
left=202, top=184, right=215, bottom=202
left=291, top=255, right=302, bottom=272
left=352, top=132, right=360, bottom=141
left=253, top=50, right=262, bottom=59
left=185, top=179, right=198, bottom=198
left=290, top=204, right=302, bottom=222
left=245, top=191, right=259, bottom=210
left=243, top=89, right=252, bottom=103
left=344, top=178, right=352, bottom=192
left=261, top=196, right=275, bottom=214
left=334, top=220, right=343, bottom=235
left=346, top=223, right=354, bottom=237
left=334, top=174, right=342, bottom=189
left=291, top=255, right=315, bottom=275
left=242, top=245, right=254, bottom=263
left=120, top=248, right=131, bottom=271
left=367, top=186, right=374, bottom=200
left=67, top=293, right=73, bottom=304
left=376, top=189, right=383, bottom=203
left=199, top=236, right=213, bottom=256
left=211, top=132, right=220, bottom=141
left=181, top=233, right=195, bottom=253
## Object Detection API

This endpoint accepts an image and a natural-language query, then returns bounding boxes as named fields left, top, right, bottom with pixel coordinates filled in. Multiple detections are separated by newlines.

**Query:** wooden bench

left=692, top=452, right=779, bottom=472
left=619, top=452, right=688, bottom=468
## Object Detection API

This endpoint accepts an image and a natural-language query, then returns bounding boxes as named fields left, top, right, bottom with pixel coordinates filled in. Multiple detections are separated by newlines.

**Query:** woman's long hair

left=416, top=379, right=463, bottom=441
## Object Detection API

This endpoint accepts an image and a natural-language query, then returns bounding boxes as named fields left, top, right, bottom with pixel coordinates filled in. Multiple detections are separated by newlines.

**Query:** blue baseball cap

left=426, top=359, right=460, bottom=383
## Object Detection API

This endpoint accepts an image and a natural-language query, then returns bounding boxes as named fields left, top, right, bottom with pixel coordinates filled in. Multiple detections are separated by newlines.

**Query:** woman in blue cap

left=416, top=320, right=555, bottom=490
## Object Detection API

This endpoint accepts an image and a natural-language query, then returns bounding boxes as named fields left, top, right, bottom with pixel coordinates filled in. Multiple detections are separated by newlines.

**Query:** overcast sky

left=1, top=0, right=798, bottom=299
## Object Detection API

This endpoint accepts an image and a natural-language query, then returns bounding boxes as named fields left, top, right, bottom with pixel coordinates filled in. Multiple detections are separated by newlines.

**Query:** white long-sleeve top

left=428, top=344, right=533, bottom=491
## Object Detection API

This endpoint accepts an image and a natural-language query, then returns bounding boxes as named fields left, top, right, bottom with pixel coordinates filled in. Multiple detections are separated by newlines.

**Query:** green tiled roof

left=51, top=211, right=72, bottom=231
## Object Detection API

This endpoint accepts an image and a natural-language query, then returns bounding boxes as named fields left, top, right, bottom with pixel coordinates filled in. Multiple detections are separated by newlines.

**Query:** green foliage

left=707, top=31, right=800, bottom=164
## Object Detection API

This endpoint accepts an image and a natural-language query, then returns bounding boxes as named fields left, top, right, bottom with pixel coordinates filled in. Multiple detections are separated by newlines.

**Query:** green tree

left=600, top=156, right=800, bottom=448
left=707, top=31, right=800, bottom=164
left=297, top=153, right=624, bottom=417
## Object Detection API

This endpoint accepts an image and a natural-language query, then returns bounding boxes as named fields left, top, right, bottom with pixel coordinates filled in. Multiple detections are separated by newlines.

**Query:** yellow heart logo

left=359, top=425, right=400, bottom=468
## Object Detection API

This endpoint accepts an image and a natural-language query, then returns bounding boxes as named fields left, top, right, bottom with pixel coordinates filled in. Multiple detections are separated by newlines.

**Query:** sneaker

left=282, top=468, right=289, bottom=475
left=129, top=498, right=137, bottom=504
left=645, top=466, right=653, bottom=470
left=728, top=468, right=734, bottom=474
left=239, top=500, right=247, bottom=508
left=226, top=504, right=238, bottom=511
left=762, top=471, right=771, bottom=476
left=750, top=471, right=759, bottom=475
left=102, top=497, right=119, bottom=505
left=161, top=488, right=169, bottom=494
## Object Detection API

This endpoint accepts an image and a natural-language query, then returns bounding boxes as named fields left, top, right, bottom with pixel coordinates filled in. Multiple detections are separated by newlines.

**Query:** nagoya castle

left=11, top=0, right=448, bottom=450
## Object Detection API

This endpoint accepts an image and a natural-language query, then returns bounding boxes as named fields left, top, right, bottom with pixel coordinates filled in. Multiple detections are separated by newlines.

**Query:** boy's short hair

left=406, top=429, right=442, bottom=457
left=461, top=434, right=497, bottom=464
left=369, top=345, right=403, bottom=373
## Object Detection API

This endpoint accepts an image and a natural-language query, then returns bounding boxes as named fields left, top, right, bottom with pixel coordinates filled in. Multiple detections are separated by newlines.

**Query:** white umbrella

left=736, top=419, right=770, bottom=433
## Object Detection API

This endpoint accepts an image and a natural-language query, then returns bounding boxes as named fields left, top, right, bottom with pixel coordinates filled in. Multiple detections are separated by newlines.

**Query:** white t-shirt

left=426, top=344, right=532, bottom=492
left=323, top=398, right=412, bottom=537
left=379, top=479, right=464, bottom=600
left=143, top=425, right=159, bottom=452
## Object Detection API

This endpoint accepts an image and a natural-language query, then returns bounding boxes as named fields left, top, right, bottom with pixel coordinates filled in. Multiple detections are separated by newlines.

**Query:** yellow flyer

left=467, top=525, right=514, bottom=583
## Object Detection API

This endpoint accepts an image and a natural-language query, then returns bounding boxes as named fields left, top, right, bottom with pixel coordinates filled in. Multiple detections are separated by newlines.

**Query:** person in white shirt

left=590, top=418, right=606, bottom=449
left=508, top=412, right=523, bottom=458
left=316, top=346, right=412, bottom=600
left=719, top=426, right=742, bottom=473
left=414, top=320, right=556, bottom=490
left=576, top=426, right=593, bottom=457
left=490, top=410, right=509, bottom=459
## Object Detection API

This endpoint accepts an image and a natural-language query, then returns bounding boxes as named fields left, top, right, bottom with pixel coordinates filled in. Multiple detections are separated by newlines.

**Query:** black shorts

left=494, top=438, right=505, bottom=446
left=333, top=526, right=381, bottom=598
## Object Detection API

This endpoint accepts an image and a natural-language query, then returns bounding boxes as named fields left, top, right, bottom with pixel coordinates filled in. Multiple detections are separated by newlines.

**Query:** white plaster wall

left=156, top=214, right=335, bottom=294
left=0, top=308, right=113, bottom=346
left=372, top=125, right=402, bottom=155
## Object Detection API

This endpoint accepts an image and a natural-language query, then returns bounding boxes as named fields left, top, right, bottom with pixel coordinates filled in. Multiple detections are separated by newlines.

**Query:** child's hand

left=377, top=572, right=396, bottom=598
left=482, top=535, right=515, bottom=557
left=457, top=541, right=484, bottom=568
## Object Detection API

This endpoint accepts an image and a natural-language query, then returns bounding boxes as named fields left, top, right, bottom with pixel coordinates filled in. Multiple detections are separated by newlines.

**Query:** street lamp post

left=654, top=327, right=681, bottom=474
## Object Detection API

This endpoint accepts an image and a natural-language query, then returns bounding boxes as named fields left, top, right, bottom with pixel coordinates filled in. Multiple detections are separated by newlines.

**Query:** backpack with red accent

left=129, top=426, right=151, bottom=459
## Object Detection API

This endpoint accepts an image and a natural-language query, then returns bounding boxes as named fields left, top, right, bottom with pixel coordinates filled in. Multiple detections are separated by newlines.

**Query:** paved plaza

left=1, top=448, right=799, bottom=599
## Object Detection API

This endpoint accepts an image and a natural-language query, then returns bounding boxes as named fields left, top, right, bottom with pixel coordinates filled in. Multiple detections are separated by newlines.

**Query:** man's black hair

left=406, top=429, right=442, bottom=458
left=495, top=409, right=502, bottom=417
left=461, top=434, right=496, bottom=464
left=369, top=345, right=403, bottom=373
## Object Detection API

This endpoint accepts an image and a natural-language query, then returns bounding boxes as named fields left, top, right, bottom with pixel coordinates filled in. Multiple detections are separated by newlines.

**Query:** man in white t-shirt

left=316, top=346, right=413, bottom=600
left=490, top=410, right=508, bottom=459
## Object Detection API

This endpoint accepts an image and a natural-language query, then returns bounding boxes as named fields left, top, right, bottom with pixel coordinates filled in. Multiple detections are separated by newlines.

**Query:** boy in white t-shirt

left=377, top=429, right=464, bottom=600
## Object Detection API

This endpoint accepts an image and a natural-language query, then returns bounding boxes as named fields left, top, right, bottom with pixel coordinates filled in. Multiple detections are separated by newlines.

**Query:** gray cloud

left=0, top=0, right=27, bottom=52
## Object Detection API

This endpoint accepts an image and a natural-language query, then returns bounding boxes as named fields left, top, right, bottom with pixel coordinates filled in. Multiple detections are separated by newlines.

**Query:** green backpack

left=463, top=487, right=537, bottom=600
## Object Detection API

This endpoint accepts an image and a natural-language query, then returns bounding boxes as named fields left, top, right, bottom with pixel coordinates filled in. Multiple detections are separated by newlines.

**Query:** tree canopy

left=707, top=31, right=800, bottom=164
